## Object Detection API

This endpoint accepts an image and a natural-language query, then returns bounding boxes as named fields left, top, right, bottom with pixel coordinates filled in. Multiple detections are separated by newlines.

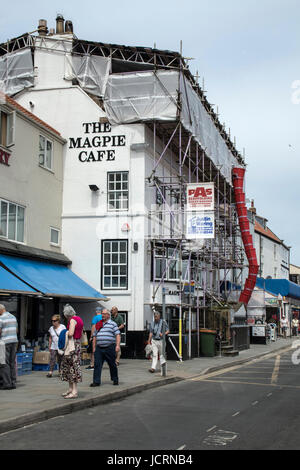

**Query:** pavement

left=0, top=337, right=295, bottom=435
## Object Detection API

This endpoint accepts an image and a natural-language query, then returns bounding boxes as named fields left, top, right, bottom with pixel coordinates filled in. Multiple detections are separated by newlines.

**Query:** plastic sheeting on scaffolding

left=104, top=70, right=238, bottom=183
left=104, top=70, right=179, bottom=124
left=64, top=54, right=111, bottom=97
left=0, top=48, right=34, bottom=96
left=180, top=74, right=235, bottom=184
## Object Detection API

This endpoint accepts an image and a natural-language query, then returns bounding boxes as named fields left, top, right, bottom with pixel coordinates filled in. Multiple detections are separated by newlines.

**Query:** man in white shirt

left=0, top=304, right=18, bottom=390
left=280, top=316, right=288, bottom=339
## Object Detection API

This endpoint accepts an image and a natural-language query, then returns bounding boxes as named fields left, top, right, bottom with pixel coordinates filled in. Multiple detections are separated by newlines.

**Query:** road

left=0, top=349, right=300, bottom=450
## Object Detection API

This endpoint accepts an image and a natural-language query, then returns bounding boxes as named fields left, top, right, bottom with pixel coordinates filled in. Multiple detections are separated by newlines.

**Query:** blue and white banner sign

left=186, top=212, right=215, bottom=239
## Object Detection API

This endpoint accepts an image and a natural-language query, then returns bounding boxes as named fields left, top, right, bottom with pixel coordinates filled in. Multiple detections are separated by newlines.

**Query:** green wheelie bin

left=200, top=329, right=217, bottom=357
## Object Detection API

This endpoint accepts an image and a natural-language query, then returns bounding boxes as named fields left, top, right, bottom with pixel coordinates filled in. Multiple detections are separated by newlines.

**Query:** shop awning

left=0, top=254, right=108, bottom=301
left=256, top=277, right=300, bottom=301
left=0, top=264, right=39, bottom=295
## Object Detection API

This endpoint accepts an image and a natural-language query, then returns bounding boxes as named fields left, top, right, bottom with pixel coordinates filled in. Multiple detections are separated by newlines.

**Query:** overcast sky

left=1, top=0, right=300, bottom=264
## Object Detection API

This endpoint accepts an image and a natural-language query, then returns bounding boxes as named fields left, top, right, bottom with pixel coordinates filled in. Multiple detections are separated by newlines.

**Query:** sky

left=1, top=0, right=300, bottom=263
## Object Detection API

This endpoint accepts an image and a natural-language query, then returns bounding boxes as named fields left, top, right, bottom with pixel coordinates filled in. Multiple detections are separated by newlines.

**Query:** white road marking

left=232, top=412, right=240, bottom=417
left=177, top=444, right=186, bottom=450
left=267, top=393, right=273, bottom=397
left=206, top=425, right=217, bottom=433
left=252, top=401, right=259, bottom=406
left=203, top=429, right=238, bottom=447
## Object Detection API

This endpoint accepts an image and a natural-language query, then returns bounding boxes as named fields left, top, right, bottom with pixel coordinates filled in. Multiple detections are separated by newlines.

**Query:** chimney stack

left=38, top=19, right=48, bottom=36
left=249, top=199, right=256, bottom=215
left=56, top=14, right=65, bottom=34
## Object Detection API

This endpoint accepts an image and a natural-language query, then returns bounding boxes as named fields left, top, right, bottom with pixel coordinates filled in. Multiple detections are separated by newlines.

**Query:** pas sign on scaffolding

left=186, top=183, right=215, bottom=239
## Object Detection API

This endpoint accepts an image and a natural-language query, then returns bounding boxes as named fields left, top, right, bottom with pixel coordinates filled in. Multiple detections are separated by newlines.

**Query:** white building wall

left=254, top=232, right=289, bottom=280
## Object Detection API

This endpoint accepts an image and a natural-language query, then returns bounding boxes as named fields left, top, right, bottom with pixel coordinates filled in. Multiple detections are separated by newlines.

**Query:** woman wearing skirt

left=60, top=304, right=84, bottom=399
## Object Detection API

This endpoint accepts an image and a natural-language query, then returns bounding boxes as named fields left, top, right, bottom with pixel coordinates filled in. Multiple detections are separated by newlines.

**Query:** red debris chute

left=232, top=167, right=259, bottom=305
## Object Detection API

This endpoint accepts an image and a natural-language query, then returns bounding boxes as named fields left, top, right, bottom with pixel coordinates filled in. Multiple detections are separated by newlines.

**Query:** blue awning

left=0, top=264, right=38, bottom=295
left=0, top=254, right=107, bottom=301
left=256, top=277, right=300, bottom=301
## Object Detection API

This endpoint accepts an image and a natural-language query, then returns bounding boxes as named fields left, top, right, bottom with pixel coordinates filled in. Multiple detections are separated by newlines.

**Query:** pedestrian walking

left=110, top=306, right=124, bottom=366
left=60, top=304, right=84, bottom=399
left=90, top=309, right=120, bottom=387
left=86, top=307, right=102, bottom=370
left=47, top=315, right=66, bottom=377
left=292, top=316, right=299, bottom=336
left=0, top=304, right=18, bottom=390
left=280, top=316, right=288, bottom=339
left=147, top=311, right=169, bottom=373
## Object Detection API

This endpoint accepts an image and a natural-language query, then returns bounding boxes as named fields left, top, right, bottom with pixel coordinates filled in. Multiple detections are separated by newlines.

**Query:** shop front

left=0, top=251, right=107, bottom=349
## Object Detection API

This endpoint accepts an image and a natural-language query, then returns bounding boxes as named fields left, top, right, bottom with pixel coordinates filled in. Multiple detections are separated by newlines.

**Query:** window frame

left=0, top=198, right=25, bottom=243
left=0, top=109, right=15, bottom=148
left=101, top=239, right=128, bottom=290
left=153, top=245, right=180, bottom=282
left=39, top=134, right=53, bottom=171
left=50, top=227, right=60, bottom=247
left=107, top=171, right=129, bottom=212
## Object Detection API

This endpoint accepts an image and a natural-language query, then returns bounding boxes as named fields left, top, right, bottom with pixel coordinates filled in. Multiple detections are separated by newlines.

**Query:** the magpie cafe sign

left=69, top=122, right=126, bottom=162
left=0, top=148, right=11, bottom=166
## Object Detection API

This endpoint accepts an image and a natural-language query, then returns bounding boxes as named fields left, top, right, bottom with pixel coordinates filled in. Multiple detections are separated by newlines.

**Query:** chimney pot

left=56, top=14, right=65, bottom=34
left=65, top=20, right=73, bottom=33
left=249, top=199, right=256, bottom=215
left=38, top=19, right=48, bottom=36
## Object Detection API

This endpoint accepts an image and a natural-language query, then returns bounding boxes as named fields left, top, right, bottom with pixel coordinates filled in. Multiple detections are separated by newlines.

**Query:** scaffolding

left=145, top=117, right=245, bottom=356
left=0, top=30, right=247, bottom=357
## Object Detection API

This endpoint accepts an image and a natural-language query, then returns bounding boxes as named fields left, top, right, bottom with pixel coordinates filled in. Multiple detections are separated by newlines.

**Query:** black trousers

left=93, top=344, right=118, bottom=385
left=1, top=343, right=17, bottom=388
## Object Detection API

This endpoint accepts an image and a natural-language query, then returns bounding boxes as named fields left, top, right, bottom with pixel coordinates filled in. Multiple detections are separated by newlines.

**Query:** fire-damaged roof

left=0, top=29, right=245, bottom=165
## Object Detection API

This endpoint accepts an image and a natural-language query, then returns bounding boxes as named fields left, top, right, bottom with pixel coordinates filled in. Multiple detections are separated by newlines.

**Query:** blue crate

left=23, top=353, right=33, bottom=361
left=32, top=364, right=58, bottom=371
left=16, top=353, right=24, bottom=364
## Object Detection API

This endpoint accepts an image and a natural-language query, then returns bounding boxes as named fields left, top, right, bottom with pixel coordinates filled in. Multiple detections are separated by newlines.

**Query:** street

left=0, top=349, right=300, bottom=450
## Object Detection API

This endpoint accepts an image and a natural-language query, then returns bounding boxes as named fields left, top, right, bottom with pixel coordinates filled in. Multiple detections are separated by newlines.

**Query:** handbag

left=145, top=343, right=153, bottom=359
left=81, top=330, right=88, bottom=346
left=64, top=336, right=75, bottom=356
